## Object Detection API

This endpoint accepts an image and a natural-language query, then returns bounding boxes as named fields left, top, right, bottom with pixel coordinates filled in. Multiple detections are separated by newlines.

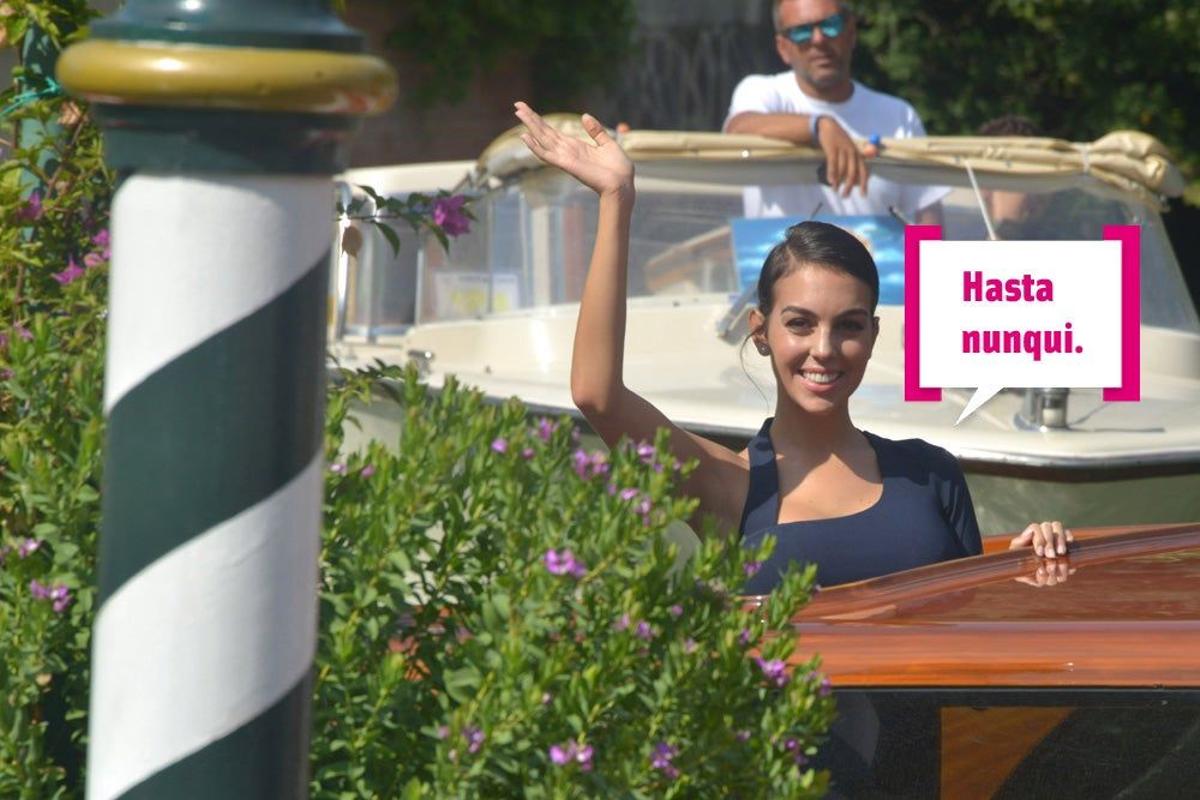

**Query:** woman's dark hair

left=756, top=220, right=879, bottom=316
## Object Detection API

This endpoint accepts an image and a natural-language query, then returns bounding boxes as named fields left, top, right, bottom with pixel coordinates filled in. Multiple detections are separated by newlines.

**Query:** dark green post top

left=56, top=0, right=397, bottom=173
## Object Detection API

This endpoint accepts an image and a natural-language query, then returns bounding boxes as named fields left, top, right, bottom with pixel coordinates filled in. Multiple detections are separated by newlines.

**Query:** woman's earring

left=756, top=343, right=770, bottom=356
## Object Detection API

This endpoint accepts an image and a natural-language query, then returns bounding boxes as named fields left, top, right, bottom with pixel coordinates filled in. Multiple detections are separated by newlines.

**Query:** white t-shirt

left=725, top=72, right=944, bottom=218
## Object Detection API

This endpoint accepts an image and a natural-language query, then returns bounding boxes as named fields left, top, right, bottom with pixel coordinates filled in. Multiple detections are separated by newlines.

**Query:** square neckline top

left=738, top=417, right=983, bottom=592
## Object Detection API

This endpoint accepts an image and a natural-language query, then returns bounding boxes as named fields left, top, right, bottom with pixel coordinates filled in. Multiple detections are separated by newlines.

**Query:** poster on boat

left=729, top=215, right=906, bottom=305
left=433, top=272, right=522, bottom=318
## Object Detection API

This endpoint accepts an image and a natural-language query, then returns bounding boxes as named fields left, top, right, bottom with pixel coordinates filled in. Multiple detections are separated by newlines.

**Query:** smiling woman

left=512, top=101, right=1072, bottom=592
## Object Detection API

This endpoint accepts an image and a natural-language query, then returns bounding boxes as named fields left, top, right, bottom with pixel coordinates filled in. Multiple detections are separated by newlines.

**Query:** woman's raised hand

left=514, top=102, right=633, bottom=199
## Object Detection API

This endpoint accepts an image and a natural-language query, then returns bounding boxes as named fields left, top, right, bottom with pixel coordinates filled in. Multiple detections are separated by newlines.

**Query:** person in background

left=724, top=0, right=943, bottom=221
left=977, top=115, right=1050, bottom=238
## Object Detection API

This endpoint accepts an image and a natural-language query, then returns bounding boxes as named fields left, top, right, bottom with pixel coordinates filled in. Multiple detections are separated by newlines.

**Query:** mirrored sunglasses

left=781, top=13, right=846, bottom=44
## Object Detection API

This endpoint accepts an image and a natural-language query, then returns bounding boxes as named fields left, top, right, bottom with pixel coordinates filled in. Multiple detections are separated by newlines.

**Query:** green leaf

left=443, top=665, right=482, bottom=704
left=372, top=220, right=401, bottom=256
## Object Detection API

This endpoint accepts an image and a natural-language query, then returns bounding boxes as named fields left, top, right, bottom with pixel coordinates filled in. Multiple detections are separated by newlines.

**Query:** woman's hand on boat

left=1008, top=520, right=1073, bottom=559
left=514, top=102, right=633, bottom=199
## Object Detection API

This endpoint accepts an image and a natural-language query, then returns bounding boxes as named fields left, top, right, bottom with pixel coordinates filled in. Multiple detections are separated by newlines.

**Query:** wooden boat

left=761, top=521, right=1200, bottom=798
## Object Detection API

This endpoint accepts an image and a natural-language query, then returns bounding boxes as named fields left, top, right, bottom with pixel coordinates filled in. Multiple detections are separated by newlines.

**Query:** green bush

left=315, top=366, right=834, bottom=797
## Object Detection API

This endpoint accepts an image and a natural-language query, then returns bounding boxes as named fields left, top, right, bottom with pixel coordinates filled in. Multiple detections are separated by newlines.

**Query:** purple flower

left=636, top=442, right=656, bottom=464
left=549, top=742, right=594, bottom=771
left=541, top=692, right=553, bottom=705
left=818, top=676, right=832, bottom=697
left=0, top=368, right=12, bottom=381
left=619, top=487, right=639, bottom=502
left=29, top=579, right=50, bottom=599
left=636, top=495, right=654, bottom=525
left=92, top=229, right=110, bottom=254
left=549, top=743, right=572, bottom=765
left=544, top=548, right=586, bottom=579
left=571, top=449, right=590, bottom=479
left=614, top=613, right=631, bottom=632
left=14, top=324, right=31, bottom=341
left=17, top=538, right=41, bottom=558
left=736, top=729, right=751, bottom=742
left=359, top=464, right=376, bottom=478
left=794, top=752, right=809, bottom=766
left=491, top=436, right=508, bottom=454
left=576, top=744, right=595, bottom=771
left=18, top=191, right=42, bottom=222
left=650, top=741, right=679, bottom=779
left=635, top=621, right=655, bottom=641
left=738, top=628, right=753, bottom=647
left=668, top=604, right=683, bottom=618
left=743, top=561, right=762, bottom=577
left=49, top=585, right=71, bottom=613
left=521, top=447, right=535, bottom=460
left=83, top=252, right=105, bottom=269
left=535, top=417, right=557, bottom=442
left=785, top=738, right=800, bottom=752
left=52, top=258, right=85, bottom=286
left=329, top=462, right=347, bottom=475
left=571, top=449, right=609, bottom=480
left=436, top=725, right=450, bottom=740
left=432, top=195, right=471, bottom=237
left=464, top=726, right=485, bottom=754
left=683, top=638, right=697, bottom=654
left=755, top=657, right=790, bottom=688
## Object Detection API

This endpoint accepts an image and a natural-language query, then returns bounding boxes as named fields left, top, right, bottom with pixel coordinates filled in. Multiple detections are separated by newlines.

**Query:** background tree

left=851, top=0, right=1200, bottom=199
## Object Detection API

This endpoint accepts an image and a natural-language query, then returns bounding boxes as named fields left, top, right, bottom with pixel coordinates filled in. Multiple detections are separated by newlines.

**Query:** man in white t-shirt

left=725, top=0, right=943, bottom=220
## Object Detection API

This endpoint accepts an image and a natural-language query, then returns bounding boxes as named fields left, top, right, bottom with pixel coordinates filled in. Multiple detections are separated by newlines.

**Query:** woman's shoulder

left=863, top=431, right=964, bottom=479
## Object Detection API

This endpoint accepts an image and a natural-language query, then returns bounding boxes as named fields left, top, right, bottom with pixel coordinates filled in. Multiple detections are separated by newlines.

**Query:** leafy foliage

left=314, top=365, right=834, bottom=798
left=0, top=5, right=109, bottom=796
left=384, top=0, right=637, bottom=109
left=852, top=0, right=1200, bottom=183
left=338, top=185, right=476, bottom=256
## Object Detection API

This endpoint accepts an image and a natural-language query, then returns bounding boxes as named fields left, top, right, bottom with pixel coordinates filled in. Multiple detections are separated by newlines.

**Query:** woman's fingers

left=1009, top=520, right=1072, bottom=557
left=1008, top=524, right=1036, bottom=550
left=581, top=113, right=612, bottom=147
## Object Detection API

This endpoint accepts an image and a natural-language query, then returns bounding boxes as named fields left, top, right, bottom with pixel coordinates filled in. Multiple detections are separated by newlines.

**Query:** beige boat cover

left=480, top=115, right=1183, bottom=206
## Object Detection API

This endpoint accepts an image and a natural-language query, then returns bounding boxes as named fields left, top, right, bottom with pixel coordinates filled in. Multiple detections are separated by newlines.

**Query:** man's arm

left=726, top=111, right=869, bottom=198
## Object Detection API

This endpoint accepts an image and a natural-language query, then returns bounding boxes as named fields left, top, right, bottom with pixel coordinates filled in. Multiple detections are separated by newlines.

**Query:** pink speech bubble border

left=1102, top=225, right=1140, bottom=401
left=903, top=225, right=942, bottom=401
left=903, top=225, right=1141, bottom=403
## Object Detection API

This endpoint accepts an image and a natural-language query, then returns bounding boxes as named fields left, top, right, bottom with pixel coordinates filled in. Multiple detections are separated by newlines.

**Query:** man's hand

left=817, top=116, right=868, bottom=198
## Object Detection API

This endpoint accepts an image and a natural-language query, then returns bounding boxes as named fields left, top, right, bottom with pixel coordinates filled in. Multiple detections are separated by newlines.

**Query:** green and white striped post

left=56, top=3, right=395, bottom=798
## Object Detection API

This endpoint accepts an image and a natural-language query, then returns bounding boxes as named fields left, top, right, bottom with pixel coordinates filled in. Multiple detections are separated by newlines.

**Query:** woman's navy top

left=740, top=418, right=982, bottom=593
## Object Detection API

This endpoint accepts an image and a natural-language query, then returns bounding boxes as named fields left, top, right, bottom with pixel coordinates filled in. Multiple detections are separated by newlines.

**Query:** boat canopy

left=334, top=117, right=1198, bottom=337
left=477, top=116, right=1183, bottom=208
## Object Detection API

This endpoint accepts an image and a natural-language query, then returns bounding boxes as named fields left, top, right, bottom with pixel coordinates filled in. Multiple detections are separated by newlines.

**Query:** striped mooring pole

left=56, top=3, right=395, bottom=798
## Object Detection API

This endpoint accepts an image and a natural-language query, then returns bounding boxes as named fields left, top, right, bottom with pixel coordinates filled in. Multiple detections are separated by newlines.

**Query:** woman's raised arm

left=514, top=102, right=634, bottom=439
left=514, top=103, right=745, bottom=525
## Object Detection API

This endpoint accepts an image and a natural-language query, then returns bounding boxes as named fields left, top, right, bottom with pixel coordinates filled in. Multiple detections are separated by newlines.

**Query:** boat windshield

left=415, top=162, right=1198, bottom=334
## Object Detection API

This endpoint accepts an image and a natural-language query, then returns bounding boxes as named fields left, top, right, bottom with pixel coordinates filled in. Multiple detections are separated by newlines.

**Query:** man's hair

left=977, top=115, right=1041, bottom=137
left=773, top=0, right=855, bottom=32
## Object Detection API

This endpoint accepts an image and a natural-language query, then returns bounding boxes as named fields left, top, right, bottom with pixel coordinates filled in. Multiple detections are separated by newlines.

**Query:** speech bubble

left=903, top=226, right=1140, bottom=424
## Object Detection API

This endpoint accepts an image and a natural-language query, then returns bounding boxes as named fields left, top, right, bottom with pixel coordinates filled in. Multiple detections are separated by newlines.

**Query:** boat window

left=414, top=166, right=1198, bottom=334
left=825, top=691, right=1200, bottom=798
